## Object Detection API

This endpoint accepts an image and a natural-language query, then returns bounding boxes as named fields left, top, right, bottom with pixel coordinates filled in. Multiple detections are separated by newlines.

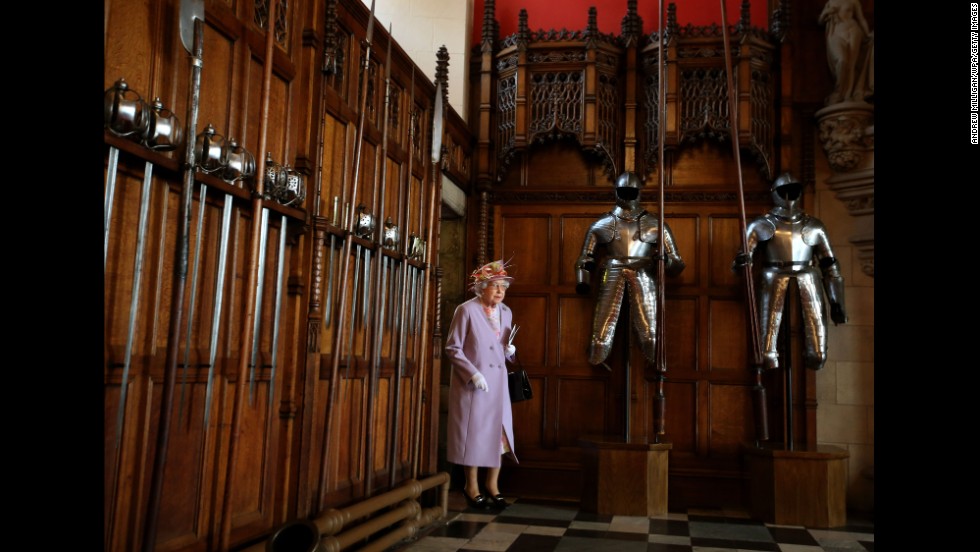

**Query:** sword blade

left=203, top=196, right=233, bottom=429
left=178, top=182, right=209, bottom=424
left=249, top=207, right=270, bottom=404
left=268, top=215, right=288, bottom=411
left=104, top=146, right=120, bottom=270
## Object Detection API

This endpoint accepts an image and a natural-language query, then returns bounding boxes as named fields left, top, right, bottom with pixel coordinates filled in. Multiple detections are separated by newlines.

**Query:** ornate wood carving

left=490, top=1, right=777, bottom=184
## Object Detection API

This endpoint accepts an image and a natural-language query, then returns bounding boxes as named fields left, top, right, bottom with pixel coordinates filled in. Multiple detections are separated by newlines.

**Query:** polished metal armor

left=575, top=172, right=685, bottom=366
left=742, top=173, right=847, bottom=371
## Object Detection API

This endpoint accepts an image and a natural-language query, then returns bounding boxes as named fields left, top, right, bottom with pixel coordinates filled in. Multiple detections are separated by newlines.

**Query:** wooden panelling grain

left=708, top=298, right=749, bottom=374
left=660, top=379, right=698, bottom=455
left=663, top=296, right=697, bottom=375
left=502, top=294, right=547, bottom=368
left=557, top=377, right=610, bottom=447
left=198, top=24, right=238, bottom=143
left=665, top=214, right=699, bottom=288
left=708, top=382, right=756, bottom=457
left=708, top=214, right=744, bottom=289
left=499, top=213, right=551, bottom=285
left=557, top=294, right=595, bottom=370
left=559, top=212, right=606, bottom=286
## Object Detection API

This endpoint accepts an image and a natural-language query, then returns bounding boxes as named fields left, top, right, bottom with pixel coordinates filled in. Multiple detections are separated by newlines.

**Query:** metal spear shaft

left=653, top=0, right=668, bottom=442
left=719, top=0, right=768, bottom=443
left=141, top=5, right=203, bottom=548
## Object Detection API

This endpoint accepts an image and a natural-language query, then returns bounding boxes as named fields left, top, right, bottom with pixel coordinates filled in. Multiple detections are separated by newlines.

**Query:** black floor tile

left=768, top=525, right=820, bottom=545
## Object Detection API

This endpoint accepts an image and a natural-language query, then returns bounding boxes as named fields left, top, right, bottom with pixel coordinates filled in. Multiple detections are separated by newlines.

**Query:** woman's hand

left=506, top=344, right=516, bottom=357
left=471, top=373, right=488, bottom=392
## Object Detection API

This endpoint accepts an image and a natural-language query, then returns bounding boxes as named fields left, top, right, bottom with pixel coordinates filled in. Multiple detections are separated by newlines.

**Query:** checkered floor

left=389, top=496, right=874, bottom=551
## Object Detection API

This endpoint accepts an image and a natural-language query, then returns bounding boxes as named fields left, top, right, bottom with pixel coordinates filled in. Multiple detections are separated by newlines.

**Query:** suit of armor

left=740, top=173, right=847, bottom=371
left=575, top=173, right=685, bottom=366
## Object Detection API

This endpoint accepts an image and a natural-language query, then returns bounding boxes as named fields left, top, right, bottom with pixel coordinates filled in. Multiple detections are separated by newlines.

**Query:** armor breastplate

left=604, top=214, right=655, bottom=267
left=763, top=216, right=814, bottom=267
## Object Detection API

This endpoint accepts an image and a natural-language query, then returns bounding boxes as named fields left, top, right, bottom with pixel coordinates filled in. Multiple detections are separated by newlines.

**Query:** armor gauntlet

left=820, top=256, right=847, bottom=324
left=575, top=254, right=594, bottom=294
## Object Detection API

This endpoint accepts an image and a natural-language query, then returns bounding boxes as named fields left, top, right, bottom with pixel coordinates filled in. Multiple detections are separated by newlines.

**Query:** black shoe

left=490, top=495, right=509, bottom=509
left=462, top=489, right=490, bottom=510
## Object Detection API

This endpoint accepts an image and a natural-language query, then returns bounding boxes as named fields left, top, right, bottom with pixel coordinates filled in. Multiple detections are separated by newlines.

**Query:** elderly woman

left=445, top=260, right=519, bottom=510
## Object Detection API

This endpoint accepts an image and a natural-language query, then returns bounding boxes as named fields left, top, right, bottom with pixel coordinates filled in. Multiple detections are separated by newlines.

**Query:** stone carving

left=819, top=0, right=872, bottom=105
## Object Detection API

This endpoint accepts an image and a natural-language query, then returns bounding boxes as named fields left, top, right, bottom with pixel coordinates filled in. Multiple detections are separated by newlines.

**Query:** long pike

left=141, top=0, right=204, bottom=548
left=365, top=25, right=393, bottom=496
left=653, top=0, right=668, bottom=442
left=319, top=0, right=376, bottom=512
left=411, top=80, right=443, bottom=478
left=389, top=66, right=415, bottom=487
left=719, top=0, right=768, bottom=443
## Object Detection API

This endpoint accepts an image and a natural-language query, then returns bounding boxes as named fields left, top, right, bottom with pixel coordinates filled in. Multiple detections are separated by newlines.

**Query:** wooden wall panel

left=708, top=383, right=756, bottom=457
left=709, top=298, right=749, bottom=373
left=499, top=213, right=551, bottom=284
left=666, top=214, right=699, bottom=288
left=661, top=379, right=698, bottom=455
left=557, top=294, right=595, bottom=369
left=559, top=213, right=605, bottom=287
left=664, top=296, right=698, bottom=374
left=708, top=215, right=746, bottom=289
left=197, top=26, right=237, bottom=144
left=504, top=294, right=548, bottom=367
left=557, top=377, right=610, bottom=447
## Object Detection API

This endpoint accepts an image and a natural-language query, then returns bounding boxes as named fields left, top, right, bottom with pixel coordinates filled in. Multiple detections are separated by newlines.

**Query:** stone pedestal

left=742, top=443, right=849, bottom=528
left=579, top=436, right=671, bottom=517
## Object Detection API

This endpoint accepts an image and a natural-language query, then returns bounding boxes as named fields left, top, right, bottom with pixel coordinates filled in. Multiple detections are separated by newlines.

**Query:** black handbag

left=508, top=364, right=532, bottom=403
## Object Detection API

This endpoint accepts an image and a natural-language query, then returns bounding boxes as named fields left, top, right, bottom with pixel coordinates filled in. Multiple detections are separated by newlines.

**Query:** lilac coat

left=444, top=297, right=518, bottom=468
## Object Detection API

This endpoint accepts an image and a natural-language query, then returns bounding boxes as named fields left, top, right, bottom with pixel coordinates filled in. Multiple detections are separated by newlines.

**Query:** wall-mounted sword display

left=389, top=67, right=416, bottom=487
left=104, top=74, right=182, bottom=548
left=319, top=0, right=376, bottom=513
left=140, top=0, right=204, bottom=547
left=365, top=26, right=394, bottom=496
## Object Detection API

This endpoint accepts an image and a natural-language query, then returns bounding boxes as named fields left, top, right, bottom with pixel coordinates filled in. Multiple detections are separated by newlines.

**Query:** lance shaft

left=219, top=0, right=278, bottom=546
left=651, top=0, right=669, bottom=442
left=719, top=0, right=767, bottom=443
left=319, top=0, right=376, bottom=511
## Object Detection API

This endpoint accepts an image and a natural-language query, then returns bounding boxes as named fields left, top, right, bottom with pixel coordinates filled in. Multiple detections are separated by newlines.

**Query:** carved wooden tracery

left=481, top=1, right=782, bottom=184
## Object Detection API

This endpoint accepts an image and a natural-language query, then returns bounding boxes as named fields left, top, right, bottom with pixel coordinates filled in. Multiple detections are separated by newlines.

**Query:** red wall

left=472, top=0, right=770, bottom=45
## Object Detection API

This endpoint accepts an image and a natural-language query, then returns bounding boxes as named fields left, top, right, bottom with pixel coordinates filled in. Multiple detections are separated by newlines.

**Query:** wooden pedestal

left=579, top=436, right=671, bottom=517
left=741, top=443, right=849, bottom=528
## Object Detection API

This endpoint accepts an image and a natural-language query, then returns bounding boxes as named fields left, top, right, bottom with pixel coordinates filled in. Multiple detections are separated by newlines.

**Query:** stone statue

left=819, top=0, right=872, bottom=104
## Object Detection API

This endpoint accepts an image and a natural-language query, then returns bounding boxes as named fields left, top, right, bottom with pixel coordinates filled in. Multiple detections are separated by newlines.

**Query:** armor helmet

left=771, top=172, right=803, bottom=216
left=614, top=172, right=641, bottom=203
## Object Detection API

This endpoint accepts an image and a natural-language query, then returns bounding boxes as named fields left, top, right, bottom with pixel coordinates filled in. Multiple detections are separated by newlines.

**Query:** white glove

left=506, top=344, right=516, bottom=357
left=471, top=373, right=488, bottom=392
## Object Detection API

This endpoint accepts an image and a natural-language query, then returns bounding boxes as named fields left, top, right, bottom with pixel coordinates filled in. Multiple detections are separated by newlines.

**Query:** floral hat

left=469, top=259, right=514, bottom=291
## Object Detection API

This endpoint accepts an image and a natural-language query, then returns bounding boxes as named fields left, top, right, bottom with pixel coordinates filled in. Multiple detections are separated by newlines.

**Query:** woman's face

left=479, top=281, right=509, bottom=306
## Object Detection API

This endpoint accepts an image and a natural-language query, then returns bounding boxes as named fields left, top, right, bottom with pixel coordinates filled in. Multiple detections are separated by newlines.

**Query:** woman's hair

left=473, top=280, right=510, bottom=295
